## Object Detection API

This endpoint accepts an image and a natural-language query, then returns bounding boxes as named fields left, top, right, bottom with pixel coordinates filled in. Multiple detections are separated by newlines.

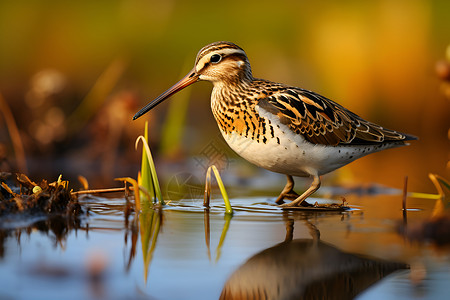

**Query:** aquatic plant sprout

left=428, top=173, right=450, bottom=198
left=137, top=122, right=154, bottom=201
left=409, top=173, right=449, bottom=200
left=428, top=173, right=449, bottom=218
left=204, top=165, right=232, bottom=214
left=135, top=122, right=164, bottom=205
left=96, top=123, right=165, bottom=209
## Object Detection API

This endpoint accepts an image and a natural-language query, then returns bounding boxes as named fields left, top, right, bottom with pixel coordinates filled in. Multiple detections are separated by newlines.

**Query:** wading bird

left=133, top=42, right=416, bottom=207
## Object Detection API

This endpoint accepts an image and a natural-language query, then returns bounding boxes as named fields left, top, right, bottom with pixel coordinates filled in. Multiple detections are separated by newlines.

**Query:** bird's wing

left=257, top=87, right=413, bottom=146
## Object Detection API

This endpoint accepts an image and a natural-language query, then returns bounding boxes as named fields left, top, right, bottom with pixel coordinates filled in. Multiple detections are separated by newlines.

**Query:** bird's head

left=133, top=41, right=252, bottom=120
left=194, top=41, right=252, bottom=84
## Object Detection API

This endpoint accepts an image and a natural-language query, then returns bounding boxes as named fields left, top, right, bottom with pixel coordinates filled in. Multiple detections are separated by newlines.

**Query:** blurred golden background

left=0, top=0, right=448, bottom=193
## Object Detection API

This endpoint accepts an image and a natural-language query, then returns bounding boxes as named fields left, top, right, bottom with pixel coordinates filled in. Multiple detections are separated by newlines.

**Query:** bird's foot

left=279, top=198, right=312, bottom=207
left=275, top=175, right=298, bottom=204
left=275, top=191, right=300, bottom=204
left=278, top=175, right=321, bottom=208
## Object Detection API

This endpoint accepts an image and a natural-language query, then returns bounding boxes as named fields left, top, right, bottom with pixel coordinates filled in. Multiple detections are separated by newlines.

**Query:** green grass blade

left=139, top=122, right=155, bottom=201
left=135, top=135, right=164, bottom=205
left=211, top=165, right=232, bottom=214
left=408, top=192, right=441, bottom=200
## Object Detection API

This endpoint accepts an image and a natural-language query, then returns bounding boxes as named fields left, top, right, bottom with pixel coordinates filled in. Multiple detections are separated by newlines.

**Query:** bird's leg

left=280, top=175, right=321, bottom=207
left=275, top=175, right=300, bottom=204
left=284, top=219, right=294, bottom=242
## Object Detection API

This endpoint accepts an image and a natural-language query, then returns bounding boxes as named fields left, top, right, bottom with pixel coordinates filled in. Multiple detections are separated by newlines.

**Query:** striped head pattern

left=194, top=41, right=253, bottom=84
left=132, top=41, right=252, bottom=120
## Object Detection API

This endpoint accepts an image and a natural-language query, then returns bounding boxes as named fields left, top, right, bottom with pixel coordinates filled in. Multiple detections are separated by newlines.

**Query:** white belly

left=220, top=122, right=403, bottom=178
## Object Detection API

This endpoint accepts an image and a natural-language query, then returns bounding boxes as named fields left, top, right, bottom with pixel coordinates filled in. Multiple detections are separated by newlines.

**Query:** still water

left=0, top=192, right=448, bottom=299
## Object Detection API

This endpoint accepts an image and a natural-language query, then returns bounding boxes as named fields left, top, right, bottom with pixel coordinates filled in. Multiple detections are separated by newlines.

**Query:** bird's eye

left=210, top=54, right=222, bottom=64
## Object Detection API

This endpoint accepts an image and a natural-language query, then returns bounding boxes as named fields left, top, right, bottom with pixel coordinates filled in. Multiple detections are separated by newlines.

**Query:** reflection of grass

left=139, top=203, right=162, bottom=283
left=203, top=208, right=232, bottom=263
left=203, top=166, right=233, bottom=261
left=204, top=165, right=232, bottom=214
left=215, top=213, right=232, bottom=262
left=204, top=209, right=211, bottom=260
left=122, top=189, right=162, bottom=284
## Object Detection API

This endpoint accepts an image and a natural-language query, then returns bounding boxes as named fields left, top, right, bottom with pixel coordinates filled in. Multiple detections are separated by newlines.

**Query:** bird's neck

left=210, top=79, right=263, bottom=137
left=211, top=79, right=252, bottom=107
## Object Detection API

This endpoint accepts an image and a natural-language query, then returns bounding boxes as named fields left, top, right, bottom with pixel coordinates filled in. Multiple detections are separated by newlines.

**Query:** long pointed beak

left=133, top=68, right=199, bottom=120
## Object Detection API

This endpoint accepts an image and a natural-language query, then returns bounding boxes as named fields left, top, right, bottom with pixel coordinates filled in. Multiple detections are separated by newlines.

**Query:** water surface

left=0, top=193, right=448, bottom=299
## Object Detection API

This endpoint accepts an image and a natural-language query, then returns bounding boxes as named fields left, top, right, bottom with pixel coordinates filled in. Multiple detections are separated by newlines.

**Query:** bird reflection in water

left=220, top=220, right=408, bottom=300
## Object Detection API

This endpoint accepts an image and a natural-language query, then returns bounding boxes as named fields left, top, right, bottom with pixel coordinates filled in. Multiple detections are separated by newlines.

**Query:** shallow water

left=0, top=193, right=448, bottom=300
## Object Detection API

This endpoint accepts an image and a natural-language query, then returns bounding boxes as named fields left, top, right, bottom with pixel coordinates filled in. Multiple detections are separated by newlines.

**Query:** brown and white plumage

left=258, top=85, right=414, bottom=145
left=134, top=41, right=417, bottom=207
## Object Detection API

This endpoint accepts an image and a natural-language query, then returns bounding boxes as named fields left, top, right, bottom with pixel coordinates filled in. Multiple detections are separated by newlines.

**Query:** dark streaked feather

left=257, top=83, right=417, bottom=146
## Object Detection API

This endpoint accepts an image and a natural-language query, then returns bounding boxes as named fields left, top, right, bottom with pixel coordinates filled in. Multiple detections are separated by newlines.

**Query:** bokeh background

left=0, top=0, right=448, bottom=193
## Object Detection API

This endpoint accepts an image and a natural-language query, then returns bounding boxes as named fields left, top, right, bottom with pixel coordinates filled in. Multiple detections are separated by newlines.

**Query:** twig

left=0, top=92, right=27, bottom=173
left=402, top=176, right=408, bottom=225
left=72, top=187, right=129, bottom=195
